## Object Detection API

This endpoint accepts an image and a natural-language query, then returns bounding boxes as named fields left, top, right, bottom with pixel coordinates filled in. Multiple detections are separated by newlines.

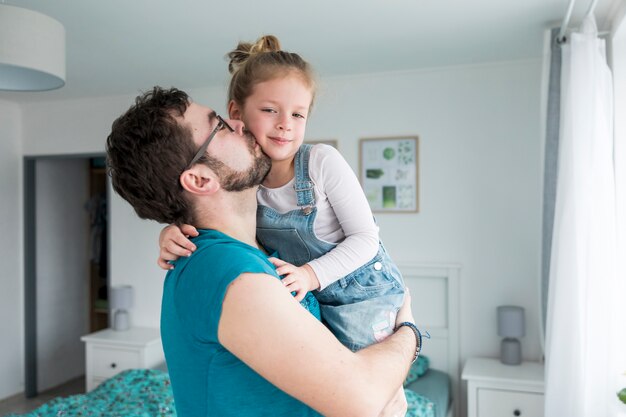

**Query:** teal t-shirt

left=161, top=229, right=322, bottom=417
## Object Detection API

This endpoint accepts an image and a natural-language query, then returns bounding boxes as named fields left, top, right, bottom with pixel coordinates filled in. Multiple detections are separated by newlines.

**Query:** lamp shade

left=109, top=285, right=134, bottom=310
left=0, top=4, right=66, bottom=91
left=497, top=305, right=525, bottom=338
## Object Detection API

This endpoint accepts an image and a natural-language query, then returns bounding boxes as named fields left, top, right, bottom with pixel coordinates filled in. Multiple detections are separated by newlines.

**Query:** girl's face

left=230, top=74, right=313, bottom=164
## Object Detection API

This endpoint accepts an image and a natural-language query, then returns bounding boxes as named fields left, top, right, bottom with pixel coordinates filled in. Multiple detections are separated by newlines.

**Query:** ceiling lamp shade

left=0, top=4, right=66, bottom=91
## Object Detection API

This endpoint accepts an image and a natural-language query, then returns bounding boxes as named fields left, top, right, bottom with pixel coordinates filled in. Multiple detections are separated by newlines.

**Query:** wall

left=35, top=159, right=90, bottom=391
left=7, top=60, right=543, bottom=398
left=0, top=100, right=24, bottom=400
left=313, top=61, right=543, bottom=361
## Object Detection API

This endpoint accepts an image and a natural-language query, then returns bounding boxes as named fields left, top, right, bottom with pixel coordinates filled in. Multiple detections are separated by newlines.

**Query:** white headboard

left=398, top=263, right=461, bottom=417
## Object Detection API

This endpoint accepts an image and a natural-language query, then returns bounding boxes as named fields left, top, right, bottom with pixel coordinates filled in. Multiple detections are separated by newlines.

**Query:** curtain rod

left=556, top=0, right=600, bottom=44
left=557, top=0, right=577, bottom=43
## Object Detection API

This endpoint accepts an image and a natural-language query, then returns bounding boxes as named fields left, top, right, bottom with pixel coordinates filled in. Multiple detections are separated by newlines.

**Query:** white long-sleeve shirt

left=256, top=144, right=380, bottom=290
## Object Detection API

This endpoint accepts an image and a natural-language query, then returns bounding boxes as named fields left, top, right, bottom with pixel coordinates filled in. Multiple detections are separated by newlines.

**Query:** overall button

left=374, top=262, right=382, bottom=271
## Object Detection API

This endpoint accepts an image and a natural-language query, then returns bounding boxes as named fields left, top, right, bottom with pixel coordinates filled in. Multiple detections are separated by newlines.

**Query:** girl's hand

left=395, top=287, right=415, bottom=326
left=157, top=224, right=198, bottom=270
left=268, top=257, right=320, bottom=302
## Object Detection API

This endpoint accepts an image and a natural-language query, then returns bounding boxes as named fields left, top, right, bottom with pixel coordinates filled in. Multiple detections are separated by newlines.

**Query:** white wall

left=21, top=94, right=135, bottom=156
left=0, top=100, right=24, bottom=400
left=6, top=60, right=543, bottom=398
left=35, top=159, right=90, bottom=391
left=312, top=61, right=543, bottom=362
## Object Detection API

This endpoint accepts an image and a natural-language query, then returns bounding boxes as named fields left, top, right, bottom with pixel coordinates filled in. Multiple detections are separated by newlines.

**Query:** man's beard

left=210, top=134, right=271, bottom=192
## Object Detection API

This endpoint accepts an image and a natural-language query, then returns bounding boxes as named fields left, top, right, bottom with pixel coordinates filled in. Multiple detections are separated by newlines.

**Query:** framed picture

left=304, top=139, right=338, bottom=149
left=359, top=136, right=419, bottom=212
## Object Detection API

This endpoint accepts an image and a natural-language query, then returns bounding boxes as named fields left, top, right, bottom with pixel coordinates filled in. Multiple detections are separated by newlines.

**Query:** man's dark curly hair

left=106, top=87, right=197, bottom=225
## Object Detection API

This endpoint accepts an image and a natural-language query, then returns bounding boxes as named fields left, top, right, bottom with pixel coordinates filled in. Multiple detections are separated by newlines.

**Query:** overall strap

left=294, top=144, right=315, bottom=215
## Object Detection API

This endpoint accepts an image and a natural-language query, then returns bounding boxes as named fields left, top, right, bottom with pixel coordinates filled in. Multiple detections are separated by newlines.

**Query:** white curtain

left=544, top=15, right=624, bottom=417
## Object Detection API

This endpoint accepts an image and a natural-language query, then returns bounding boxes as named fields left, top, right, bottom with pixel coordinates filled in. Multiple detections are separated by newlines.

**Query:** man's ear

left=228, top=100, right=242, bottom=120
left=179, top=165, right=219, bottom=195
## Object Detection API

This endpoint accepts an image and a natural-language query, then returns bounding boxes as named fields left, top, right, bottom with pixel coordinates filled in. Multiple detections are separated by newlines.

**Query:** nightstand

left=81, top=326, right=165, bottom=391
left=462, top=357, right=545, bottom=417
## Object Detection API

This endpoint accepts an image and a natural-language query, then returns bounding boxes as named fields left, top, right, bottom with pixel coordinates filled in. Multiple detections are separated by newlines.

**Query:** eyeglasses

left=185, top=115, right=235, bottom=170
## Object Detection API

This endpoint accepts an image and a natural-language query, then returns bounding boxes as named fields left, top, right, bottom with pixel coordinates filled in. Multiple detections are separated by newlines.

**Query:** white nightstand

left=81, top=327, right=165, bottom=391
left=462, top=357, right=545, bottom=417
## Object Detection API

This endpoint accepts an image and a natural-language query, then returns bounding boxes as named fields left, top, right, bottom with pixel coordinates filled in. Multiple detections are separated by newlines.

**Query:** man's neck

left=193, top=187, right=260, bottom=249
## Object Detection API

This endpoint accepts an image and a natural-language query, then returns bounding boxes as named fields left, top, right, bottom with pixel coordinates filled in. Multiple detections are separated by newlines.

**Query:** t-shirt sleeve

left=307, top=145, right=380, bottom=290
left=173, top=244, right=275, bottom=344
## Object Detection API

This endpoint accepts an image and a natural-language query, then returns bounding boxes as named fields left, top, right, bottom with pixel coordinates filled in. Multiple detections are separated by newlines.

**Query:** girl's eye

left=293, top=113, right=306, bottom=119
left=261, top=108, right=276, bottom=113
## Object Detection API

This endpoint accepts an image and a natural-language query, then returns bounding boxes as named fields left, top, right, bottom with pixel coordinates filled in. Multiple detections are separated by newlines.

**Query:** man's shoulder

left=197, top=243, right=264, bottom=264
left=188, top=234, right=276, bottom=277
left=194, top=237, right=258, bottom=257
left=191, top=230, right=261, bottom=256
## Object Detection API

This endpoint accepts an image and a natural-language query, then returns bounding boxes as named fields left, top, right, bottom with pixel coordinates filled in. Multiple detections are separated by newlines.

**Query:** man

left=106, top=87, right=418, bottom=417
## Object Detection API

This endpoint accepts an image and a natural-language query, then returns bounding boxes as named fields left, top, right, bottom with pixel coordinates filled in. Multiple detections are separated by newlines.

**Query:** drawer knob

left=513, top=410, right=521, bottom=416
left=110, top=363, right=117, bottom=369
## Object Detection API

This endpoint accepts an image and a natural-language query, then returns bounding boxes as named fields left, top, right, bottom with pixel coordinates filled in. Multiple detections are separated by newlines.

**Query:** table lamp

left=497, top=305, right=525, bottom=365
left=110, top=285, right=134, bottom=331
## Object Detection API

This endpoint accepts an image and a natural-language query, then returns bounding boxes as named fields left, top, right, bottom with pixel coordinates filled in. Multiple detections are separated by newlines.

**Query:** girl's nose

left=277, top=118, right=291, bottom=131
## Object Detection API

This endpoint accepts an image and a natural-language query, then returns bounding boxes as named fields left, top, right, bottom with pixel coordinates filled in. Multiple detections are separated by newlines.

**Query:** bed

left=7, top=369, right=175, bottom=417
left=10, top=263, right=460, bottom=417
left=399, top=263, right=461, bottom=417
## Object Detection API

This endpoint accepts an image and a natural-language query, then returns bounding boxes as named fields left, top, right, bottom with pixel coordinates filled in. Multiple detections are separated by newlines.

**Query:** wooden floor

left=0, top=376, right=85, bottom=416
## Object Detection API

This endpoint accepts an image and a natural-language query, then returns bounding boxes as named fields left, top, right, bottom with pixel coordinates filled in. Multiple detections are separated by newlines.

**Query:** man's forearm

left=220, top=273, right=417, bottom=417
left=358, top=326, right=415, bottom=383
left=345, top=325, right=416, bottom=416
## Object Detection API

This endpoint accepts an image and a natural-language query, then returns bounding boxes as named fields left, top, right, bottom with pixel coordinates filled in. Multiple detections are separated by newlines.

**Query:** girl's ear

left=179, top=165, right=219, bottom=195
left=228, top=100, right=242, bottom=120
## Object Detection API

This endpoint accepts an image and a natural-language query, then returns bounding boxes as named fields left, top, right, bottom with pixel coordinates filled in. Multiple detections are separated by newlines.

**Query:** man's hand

left=157, top=224, right=198, bottom=270
left=395, top=287, right=415, bottom=326
left=268, top=257, right=320, bottom=302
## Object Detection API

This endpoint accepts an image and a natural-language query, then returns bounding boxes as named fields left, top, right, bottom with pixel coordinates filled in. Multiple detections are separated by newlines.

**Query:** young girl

left=159, top=35, right=406, bottom=351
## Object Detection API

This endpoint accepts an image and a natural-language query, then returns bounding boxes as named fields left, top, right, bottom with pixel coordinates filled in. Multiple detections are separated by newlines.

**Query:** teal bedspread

left=405, top=389, right=436, bottom=417
left=403, top=356, right=449, bottom=417
left=8, top=367, right=440, bottom=417
left=8, top=369, right=176, bottom=417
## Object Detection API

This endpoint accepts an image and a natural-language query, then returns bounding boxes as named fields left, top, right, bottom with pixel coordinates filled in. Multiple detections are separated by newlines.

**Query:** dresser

left=81, top=327, right=165, bottom=391
left=462, top=357, right=545, bottom=417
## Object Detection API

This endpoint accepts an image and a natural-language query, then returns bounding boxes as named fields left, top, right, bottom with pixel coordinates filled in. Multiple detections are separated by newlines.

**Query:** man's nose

left=226, top=118, right=246, bottom=135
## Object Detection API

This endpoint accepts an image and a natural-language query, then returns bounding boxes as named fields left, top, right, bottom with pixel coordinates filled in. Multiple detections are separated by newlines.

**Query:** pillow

left=403, top=355, right=430, bottom=386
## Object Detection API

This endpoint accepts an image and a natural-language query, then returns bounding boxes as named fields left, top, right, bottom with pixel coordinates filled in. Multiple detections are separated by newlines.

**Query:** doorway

left=23, top=154, right=109, bottom=397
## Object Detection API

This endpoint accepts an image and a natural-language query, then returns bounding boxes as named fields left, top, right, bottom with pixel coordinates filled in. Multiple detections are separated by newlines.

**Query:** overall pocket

left=316, top=252, right=403, bottom=306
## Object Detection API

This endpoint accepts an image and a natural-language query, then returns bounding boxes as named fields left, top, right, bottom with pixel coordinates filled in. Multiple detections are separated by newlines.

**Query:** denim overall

left=257, top=144, right=405, bottom=351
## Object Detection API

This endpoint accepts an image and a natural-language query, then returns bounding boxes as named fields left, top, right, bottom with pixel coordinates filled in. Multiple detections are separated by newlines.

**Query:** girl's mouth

left=268, top=136, right=291, bottom=144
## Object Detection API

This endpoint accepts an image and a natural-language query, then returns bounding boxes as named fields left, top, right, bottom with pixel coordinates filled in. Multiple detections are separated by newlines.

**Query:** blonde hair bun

left=228, top=35, right=282, bottom=74
left=226, top=34, right=316, bottom=111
